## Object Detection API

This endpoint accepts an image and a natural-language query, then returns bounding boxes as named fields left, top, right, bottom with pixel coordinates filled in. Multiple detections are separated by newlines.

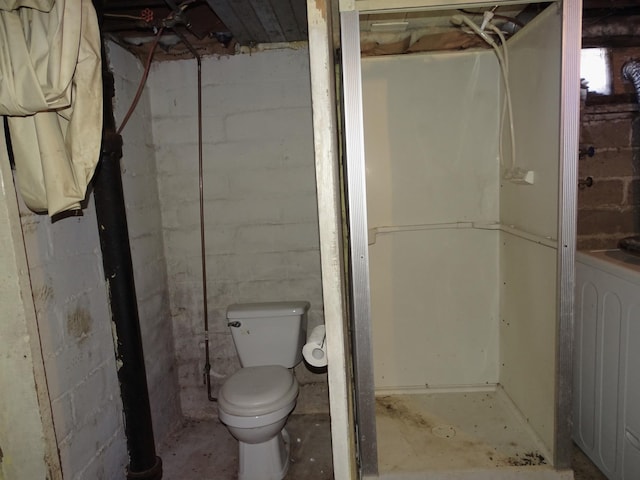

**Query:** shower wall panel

left=362, top=51, right=501, bottom=390
left=497, top=5, right=562, bottom=456
left=369, top=229, right=499, bottom=390
left=499, top=233, right=557, bottom=457
left=499, top=4, right=562, bottom=239
left=363, top=52, right=500, bottom=228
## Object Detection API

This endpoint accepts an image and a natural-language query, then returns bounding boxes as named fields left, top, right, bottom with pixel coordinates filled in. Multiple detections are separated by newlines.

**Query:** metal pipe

left=93, top=3, right=162, bottom=477
left=170, top=29, right=216, bottom=402
left=94, top=133, right=163, bottom=480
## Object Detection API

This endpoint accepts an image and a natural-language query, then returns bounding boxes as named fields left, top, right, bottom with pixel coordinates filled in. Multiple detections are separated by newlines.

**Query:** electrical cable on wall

left=116, top=26, right=164, bottom=135
left=450, top=13, right=533, bottom=185
left=114, top=2, right=194, bottom=134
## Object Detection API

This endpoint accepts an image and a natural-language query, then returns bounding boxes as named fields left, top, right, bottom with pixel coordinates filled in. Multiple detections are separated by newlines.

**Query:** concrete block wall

left=578, top=107, right=640, bottom=249
left=7, top=41, right=185, bottom=480
left=577, top=47, right=640, bottom=250
left=18, top=199, right=127, bottom=479
left=0, top=151, right=58, bottom=479
left=109, top=42, right=182, bottom=444
left=148, top=47, right=326, bottom=419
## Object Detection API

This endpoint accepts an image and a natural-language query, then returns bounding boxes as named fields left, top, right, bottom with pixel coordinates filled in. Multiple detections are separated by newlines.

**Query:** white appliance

left=575, top=250, right=640, bottom=479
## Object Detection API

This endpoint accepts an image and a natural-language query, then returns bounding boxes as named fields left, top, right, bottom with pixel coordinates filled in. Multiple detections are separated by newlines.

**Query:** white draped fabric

left=0, top=0, right=102, bottom=216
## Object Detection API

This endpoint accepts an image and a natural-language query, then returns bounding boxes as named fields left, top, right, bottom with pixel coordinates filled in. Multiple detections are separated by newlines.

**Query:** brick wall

left=148, top=47, right=326, bottom=419
left=577, top=47, right=640, bottom=250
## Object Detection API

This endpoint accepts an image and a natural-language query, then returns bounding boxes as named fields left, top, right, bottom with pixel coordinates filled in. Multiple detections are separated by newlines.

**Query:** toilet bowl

left=219, top=365, right=299, bottom=480
left=218, top=303, right=309, bottom=480
left=218, top=365, right=298, bottom=436
left=218, top=401, right=295, bottom=443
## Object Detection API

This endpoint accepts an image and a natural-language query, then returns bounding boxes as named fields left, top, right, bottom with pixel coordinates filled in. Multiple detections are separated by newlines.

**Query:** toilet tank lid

left=226, top=301, right=310, bottom=319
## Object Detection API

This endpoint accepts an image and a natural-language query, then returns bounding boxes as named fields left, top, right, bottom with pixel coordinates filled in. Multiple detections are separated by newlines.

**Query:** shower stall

left=307, top=0, right=580, bottom=478
left=308, top=0, right=581, bottom=479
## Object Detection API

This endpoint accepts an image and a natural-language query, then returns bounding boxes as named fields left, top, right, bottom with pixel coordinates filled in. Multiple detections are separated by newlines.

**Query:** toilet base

left=238, top=428, right=291, bottom=480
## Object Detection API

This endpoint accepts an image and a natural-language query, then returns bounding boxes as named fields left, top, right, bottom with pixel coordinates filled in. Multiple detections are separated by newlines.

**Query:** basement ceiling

left=358, top=3, right=543, bottom=56
left=101, top=0, right=308, bottom=59
left=100, top=0, right=640, bottom=61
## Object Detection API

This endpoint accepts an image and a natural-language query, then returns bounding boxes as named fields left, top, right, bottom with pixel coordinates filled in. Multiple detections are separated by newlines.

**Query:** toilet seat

left=218, top=401, right=296, bottom=429
left=218, top=365, right=298, bottom=417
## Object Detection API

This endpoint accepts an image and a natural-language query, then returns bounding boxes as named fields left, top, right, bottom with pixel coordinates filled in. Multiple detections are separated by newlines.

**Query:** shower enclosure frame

left=337, top=0, right=581, bottom=477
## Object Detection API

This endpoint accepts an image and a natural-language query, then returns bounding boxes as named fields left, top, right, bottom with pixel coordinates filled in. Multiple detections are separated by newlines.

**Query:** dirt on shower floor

left=375, top=392, right=549, bottom=472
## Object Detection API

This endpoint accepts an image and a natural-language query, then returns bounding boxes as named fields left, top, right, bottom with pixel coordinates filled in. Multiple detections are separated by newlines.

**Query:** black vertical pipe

left=92, top=3, right=162, bottom=479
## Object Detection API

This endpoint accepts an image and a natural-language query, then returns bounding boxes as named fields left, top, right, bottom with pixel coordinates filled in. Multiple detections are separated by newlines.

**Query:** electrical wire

left=452, top=14, right=516, bottom=170
left=111, top=1, right=201, bottom=135
left=104, top=13, right=146, bottom=21
left=116, top=27, right=164, bottom=135
left=458, top=9, right=525, bottom=28
left=485, top=23, right=516, bottom=171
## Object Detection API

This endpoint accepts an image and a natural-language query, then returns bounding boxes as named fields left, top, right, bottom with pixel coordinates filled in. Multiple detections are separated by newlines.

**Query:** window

left=580, top=48, right=611, bottom=95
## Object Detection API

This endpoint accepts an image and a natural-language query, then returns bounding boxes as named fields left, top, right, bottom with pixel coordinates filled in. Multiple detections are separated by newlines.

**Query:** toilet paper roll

left=302, top=325, right=327, bottom=368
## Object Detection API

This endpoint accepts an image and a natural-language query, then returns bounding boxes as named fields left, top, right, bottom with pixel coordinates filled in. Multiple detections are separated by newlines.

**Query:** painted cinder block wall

left=18, top=193, right=128, bottom=479
left=577, top=47, right=640, bottom=250
left=147, top=47, right=326, bottom=418
left=6, top=42, right=327, bottom=477
left=6, top=41, right=183, bottom=479
left=0, top=154, right=61, bottom=479
left=109, top=42, right=182, bottom=443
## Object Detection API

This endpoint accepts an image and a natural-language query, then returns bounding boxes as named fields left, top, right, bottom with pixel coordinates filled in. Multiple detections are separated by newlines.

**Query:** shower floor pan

left=373, top=388, right=573, bottom=480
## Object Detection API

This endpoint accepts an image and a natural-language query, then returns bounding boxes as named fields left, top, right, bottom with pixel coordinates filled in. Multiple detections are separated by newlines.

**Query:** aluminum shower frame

left=340, top=8, right=379, bottom=477
left=556, top=0, right=581, bottom=468
left=338, top=0, right=580, bottom=475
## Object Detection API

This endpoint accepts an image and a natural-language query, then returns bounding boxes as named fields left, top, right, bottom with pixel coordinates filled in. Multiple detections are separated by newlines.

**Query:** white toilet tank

left=226, top=301, right=310, bottom=368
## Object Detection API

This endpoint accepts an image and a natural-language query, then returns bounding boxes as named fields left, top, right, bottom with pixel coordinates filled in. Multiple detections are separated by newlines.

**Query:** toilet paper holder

left=303, top=325, right=328, bottom=368
left=311, top=338, right=326, bottom=359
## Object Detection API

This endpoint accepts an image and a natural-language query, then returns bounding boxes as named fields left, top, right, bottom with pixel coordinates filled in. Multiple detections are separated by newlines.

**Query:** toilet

left=218, top=301, right=310, bottom=480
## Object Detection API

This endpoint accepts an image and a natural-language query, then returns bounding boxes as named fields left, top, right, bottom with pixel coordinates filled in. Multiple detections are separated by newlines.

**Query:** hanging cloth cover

left=0, top=0, right=102, bottom=216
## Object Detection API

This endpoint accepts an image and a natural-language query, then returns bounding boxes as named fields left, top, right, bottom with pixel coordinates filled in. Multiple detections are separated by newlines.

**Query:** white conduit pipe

left=450, top=15, right=516, bottom=171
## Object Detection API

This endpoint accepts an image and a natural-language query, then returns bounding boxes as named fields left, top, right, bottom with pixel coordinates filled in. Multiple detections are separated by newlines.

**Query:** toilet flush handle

left=228, top=321, right=241, bottom=328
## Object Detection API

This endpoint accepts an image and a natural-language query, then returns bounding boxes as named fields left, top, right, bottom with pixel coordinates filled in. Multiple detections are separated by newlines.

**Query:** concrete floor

left=159, top=390, right=606, bottom=480
left=572, top=447, right=608, bottom=480
left=160, top=414, right=333, bottom=479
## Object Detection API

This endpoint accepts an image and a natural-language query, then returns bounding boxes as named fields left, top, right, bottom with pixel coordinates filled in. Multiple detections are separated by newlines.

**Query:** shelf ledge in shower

left=368, top=221, right=557, bottom=249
